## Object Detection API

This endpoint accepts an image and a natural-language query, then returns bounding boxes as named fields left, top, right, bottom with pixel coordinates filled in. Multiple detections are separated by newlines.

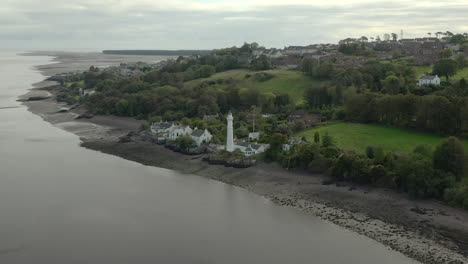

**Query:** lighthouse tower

left=226, top=112, right=234, bottom=152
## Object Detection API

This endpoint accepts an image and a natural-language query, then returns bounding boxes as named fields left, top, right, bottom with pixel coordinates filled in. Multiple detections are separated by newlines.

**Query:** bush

left=253, top=72, right=274, bottom=82
left=309, top=159, right=334, bottom=173
left=395, top=154, right=456, bottom=198
left=433, top=137, right=465, bottom=181
left=366, top=146, right=375, bottom=159
left=322, top=132, right=334, bottom=147
left=444, top=186, right=468, bottom=209
left=331, top=153, right=370, bottom=183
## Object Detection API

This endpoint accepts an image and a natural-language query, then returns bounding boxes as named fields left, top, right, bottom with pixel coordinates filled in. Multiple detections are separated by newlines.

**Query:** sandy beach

left=22, top=51, right=468, bottom=264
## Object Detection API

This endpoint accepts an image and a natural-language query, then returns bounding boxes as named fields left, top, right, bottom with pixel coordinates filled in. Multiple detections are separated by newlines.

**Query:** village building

left=248, top=132, right=260, bottom=141
left=287, top=112, right=321, bottom=128
left=282, top=139, right=307, bottom=152
left=190, top=129, right=213, bottom=146
left=151, top=121, right=176, bottom=134
left=225, top=112, right=268, bottom=156
left=233, top=141, right=268, bottom=156
left=150, top=121, right=213, bottom=146
left=168, top=125, right=193, bottom=141
left=418, top=75, right=441, bottom=86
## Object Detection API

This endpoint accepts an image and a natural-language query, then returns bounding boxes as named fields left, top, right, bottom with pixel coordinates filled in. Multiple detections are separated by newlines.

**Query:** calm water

left=0, top=53, right=418, bottom=264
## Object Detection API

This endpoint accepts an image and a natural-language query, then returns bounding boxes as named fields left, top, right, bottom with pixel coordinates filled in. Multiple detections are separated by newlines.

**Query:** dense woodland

left=61, top=39, right=468, bottom=210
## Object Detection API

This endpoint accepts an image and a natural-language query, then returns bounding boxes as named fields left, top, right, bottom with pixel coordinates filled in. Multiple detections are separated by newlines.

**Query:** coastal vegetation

left=58, top=39, right=468, bottom=211
left=296, top=123, right=468, bottom=154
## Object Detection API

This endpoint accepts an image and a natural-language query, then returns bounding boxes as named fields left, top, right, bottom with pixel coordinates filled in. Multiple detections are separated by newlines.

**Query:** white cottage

left=150, top=121, right=175, bottom=134
left=191, top=129, right=213, bottom=146
left=248, top=132, right=260, bottom=141
left=234, top=141, right=269, bottom=156
left=168, top=125, right=193, bottom=141
left=418, top=75, right=440, bottom=86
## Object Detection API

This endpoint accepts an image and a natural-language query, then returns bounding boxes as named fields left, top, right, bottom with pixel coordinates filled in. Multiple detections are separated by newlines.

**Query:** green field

left=453, top=67, right=468, bottom=82
left=185, top=69, right=324, bottom=103
left=412, top=65, right=468, bottom=82
left=296, top=123, right=468, bottom=154
left=412, top=66, right=432, bottom=78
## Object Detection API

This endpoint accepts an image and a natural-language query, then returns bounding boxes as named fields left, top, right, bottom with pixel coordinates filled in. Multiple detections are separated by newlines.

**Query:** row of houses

left=150, top=121, right=213, bottom=146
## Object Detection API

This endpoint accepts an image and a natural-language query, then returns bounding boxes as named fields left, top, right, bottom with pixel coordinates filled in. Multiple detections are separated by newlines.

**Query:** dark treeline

left=345, top=92, right=468, bottom=136
left=265, top=132, right=468, bottom=209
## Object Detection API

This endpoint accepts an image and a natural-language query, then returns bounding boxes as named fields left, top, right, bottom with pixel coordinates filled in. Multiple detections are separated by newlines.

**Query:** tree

left=197, top=65, right=216, bottom=78
left=250, top=55, right=272, bottom=70
left=433, top=59, right=458, bottom=81
left=322, top=132, right=334, bottom=147
left=382, top=75, right=402, bottom=94
left=433, top=137, right=465, bottom=180
left=176, top=135, right=196, bottom=152
left=115, top=99, right=129, bottom=116
left=314, top=132, right=320, bottom=143
left=366, top=146, right=375, bottom=159
left=450, top=34, right=466, bottom=44
left=391, top=33, right=398, bottom=42
left=265, top=133, right=288, bottom=161
left=439, top=49, right=453, bottom=59
left=315, top=62, right=335, bottom=79
left=301, top=58, right=318, bottom=76
left=456, top=54, right=468, bottom=69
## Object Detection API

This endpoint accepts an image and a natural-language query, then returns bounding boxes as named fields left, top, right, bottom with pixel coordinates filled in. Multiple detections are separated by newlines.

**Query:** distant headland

left=102, top=50, right=212, bottom=56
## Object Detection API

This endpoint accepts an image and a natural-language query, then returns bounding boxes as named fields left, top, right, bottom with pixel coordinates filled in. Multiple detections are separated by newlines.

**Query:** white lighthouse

left=226, top=111, right=234, bottom=152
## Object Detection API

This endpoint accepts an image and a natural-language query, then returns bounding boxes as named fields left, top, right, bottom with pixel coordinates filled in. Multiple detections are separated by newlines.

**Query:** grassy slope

left=412, top=66, right=432, bottom=78
left=453, top=67, right=468, bottom=81
left=296, top=123, right=468, bottom=154
left=185, top=69, right=324, bottom=103
left=412, top=66, right=468, bottom=82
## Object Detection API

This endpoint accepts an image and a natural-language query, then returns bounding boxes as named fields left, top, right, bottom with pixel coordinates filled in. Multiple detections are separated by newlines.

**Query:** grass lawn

left=65, top=80, right=85, bottom=88
left=453, top=67, right=468, bottom=82
left=296, top=123, right=468, bottom=154
left=185, top=69, right=324, bottom=103
left=412, top=66, right=432, bottom=78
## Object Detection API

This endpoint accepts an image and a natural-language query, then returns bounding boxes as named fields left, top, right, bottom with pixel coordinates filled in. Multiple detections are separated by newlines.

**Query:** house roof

left=191, top=129, right=205, bottom=137
left=152, top=122, right=173, bottom=129
left=236, top=141, right=262, bottom=150
left=420, top=75, right=438, bottom=80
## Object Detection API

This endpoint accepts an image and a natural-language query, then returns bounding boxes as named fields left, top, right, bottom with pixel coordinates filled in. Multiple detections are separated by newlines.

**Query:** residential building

left=287, top=112, right=321, bottom=128
left=168, top=125, right=193, bottom=141
left=191, top=129, right=213, bottom=146
left=248, top=132, right=260, bottom=141
left=234, top=141, right=269, bottom=156
left=418, top=75, right=441, bottom=86
left=150, top=121, right=176, bottom=134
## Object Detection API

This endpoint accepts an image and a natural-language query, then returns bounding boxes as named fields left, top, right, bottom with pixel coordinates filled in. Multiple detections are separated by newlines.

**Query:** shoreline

left=22, top=51, right=468, bottom=264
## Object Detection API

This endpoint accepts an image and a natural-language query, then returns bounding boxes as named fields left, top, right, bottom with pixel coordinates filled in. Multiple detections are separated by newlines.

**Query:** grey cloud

left=1, top=1, right=467, bottom=50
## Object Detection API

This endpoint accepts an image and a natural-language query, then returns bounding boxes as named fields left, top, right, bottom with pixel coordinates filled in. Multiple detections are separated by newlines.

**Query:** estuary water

left=0, top=52, right=418, bottom=264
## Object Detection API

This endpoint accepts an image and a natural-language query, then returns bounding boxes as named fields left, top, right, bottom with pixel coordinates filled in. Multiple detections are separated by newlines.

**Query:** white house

left=191, top=129, right=213, bottom=146
left=233, top=141, right=269, bottom=156
left=151, top=121, right=175, bottom=134
left=168, top=125, right=193, bottom=141
left=418, top=75, right=441, bottom=86
left=248, top=132, right=260, bottom=141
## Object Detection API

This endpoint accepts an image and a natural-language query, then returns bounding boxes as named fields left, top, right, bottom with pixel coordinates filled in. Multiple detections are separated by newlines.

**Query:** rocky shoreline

left=22, top=52, right=468, bottom=264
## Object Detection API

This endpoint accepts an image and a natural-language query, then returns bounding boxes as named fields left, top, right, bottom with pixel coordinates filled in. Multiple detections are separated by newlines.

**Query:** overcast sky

left=2, top=0, right=468, bottom=51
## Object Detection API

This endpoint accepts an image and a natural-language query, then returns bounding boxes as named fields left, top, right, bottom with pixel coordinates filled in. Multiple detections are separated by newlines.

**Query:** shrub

left=366, top=146, right=375, bottom=159
left=433, top=137, right=465, bottom=181
left=309, top=159, right=334, bottom=173
left=322, top=132, right=334, bottom=147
